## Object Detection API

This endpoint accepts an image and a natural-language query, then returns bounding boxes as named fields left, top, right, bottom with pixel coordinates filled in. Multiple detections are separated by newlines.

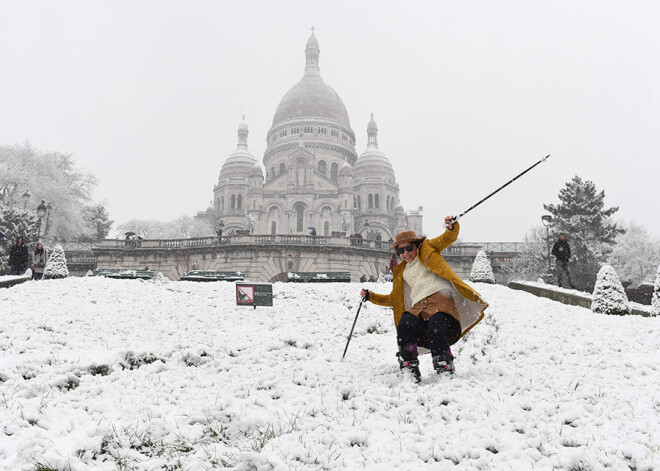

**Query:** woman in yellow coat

left=361, top=216, right=488, bottom=381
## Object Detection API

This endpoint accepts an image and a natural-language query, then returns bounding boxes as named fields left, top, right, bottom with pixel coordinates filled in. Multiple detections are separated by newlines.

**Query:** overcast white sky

left=1, top=1, right=658, bottom=241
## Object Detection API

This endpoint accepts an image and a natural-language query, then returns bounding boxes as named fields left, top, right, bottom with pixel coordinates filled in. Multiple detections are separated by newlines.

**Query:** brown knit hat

left=391, top=230, right=424, bottom=249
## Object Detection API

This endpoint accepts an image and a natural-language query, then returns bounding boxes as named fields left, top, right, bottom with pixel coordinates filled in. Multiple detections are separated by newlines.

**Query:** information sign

left=236, top=282, right=273, bottom=308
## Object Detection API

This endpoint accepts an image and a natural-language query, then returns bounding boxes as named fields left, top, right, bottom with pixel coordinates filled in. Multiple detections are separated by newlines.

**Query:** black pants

left=397, top=311, right=461, bottom=357
left=556, top=260, right=574, bottom=288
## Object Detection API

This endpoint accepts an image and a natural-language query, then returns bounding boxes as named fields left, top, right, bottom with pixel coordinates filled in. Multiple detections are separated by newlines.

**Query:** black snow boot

left=432, top=354, right=455, bottom=375
left=396, top=347, right=421, bottom=383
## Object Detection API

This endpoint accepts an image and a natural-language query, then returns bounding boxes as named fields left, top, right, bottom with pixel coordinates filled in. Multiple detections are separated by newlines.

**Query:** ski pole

left=342, top=297, right=367, bottom=360
left=451, top=154, right=550, bottom=224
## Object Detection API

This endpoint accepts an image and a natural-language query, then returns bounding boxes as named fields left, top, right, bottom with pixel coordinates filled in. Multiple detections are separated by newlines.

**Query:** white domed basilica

left=209, top=32, right=423, bottom=240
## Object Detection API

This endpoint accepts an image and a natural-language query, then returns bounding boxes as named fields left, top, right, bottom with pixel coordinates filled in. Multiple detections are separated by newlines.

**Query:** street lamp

left=44, top=202, right=52, bottom=237
left=36, top=200, right=48, bottom=241
left=22, top=189, right=31, bottom=208
left=541, top=215, right=553, bottom=274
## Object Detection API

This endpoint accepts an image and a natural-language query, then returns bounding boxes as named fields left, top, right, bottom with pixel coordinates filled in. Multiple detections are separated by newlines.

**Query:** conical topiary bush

left=591, top=265, right=630, bottom=315
left=43, top=244, right=69, bottom=279
left=470, top=250, right=495, bottom=284
left=652, top=265, right=660, bottom=317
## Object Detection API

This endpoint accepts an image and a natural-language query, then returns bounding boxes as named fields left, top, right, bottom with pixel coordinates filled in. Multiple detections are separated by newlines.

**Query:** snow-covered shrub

left=470, top=250, right=495, bottom=284
left=121, top=351, right=164, bottom=370
left=43, top=244, right=69, bottom=279
left=89, top=364, right=111, bottom=376
left=150, top=272, right=170, bottom=285
left=652, top=265, right=660, bottom=317
left=591, top=265, right=630, bottom=315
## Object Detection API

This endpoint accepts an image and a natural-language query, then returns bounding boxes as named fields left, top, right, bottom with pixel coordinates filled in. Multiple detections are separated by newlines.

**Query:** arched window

left=296, top=159, right=306, bottom=186
left=294, top=202, right=306, bottom=232
left=368, top=194, right=373, bottom=209
left=231, top=194, right=236, bottom=209
left=386, top=195, right=390, bottom=210
left=331, top=163, right=338, bottom=181
left=356, top=195, right=361, bottom=210
left=324, top=221, right=330, bottom=236
left=271, top=221, right=276, bottom=235
left=279, top=162, right=286, bottom=175
left=237, top=194, right=242, bottom=209
left=317, top=160, right=326, bottom=175
left=375, top=194, right=380, bottom=209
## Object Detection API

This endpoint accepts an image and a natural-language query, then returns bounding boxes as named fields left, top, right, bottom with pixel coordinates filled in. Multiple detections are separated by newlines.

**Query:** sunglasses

left=395, top=244, right=415, bottom=255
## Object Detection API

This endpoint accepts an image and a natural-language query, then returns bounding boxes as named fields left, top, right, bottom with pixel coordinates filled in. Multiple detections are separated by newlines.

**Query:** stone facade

left=94, top=237, right=509, bottom=283
left=204, top=32, right=423, bottom=241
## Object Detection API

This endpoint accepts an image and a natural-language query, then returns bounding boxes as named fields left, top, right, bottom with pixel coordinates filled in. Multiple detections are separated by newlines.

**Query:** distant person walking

left=32, top=242, right=48, bottom=280
left=8, top=236, right=29, bottom=275
left=388, top=254, right=398, bottom=273
left=552, top=233, right=575, bottom=288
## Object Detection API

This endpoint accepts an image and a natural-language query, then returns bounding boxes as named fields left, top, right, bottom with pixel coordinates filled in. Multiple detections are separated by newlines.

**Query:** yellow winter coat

left=369, top=222, right=488, bottom=339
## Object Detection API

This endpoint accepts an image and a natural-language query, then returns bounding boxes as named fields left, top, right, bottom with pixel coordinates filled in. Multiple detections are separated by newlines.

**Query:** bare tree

left=0, top=142, right=103, bottom=241
left=609, top=222, right=660, bottom=287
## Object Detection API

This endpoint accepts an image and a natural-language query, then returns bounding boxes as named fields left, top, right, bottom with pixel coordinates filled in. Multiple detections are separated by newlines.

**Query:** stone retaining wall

left=508, top=281, right=652, bottom=317
left=0, top=274, right=31, bottom=289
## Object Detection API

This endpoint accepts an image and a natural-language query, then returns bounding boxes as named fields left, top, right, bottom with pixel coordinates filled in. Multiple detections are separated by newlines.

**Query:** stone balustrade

left=92, top=235, right=521, bottom=282
left=97, top=236, right=521, bottom=254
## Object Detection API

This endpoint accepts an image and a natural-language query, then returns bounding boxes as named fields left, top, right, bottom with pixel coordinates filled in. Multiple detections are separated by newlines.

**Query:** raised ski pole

left=342, top=297, right=367, bottom=360
left=451, top=154, right=551, bottom=223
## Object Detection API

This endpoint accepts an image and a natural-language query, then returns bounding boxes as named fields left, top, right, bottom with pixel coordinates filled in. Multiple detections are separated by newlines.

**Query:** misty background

left=1, top=0, right=658, bottom=241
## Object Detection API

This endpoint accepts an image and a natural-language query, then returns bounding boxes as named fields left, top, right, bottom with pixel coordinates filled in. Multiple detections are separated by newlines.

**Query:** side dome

left=219, top=117, right=257, bottom=180
left=249, top=163, right=264, bottom=178
left=271, top=31, right=351, bottom=129
left=354, top=114, right=395, bottom=181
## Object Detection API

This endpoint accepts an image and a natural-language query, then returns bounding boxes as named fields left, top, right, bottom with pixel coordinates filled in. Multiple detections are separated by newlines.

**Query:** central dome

left=271, top=31, right=351, bottom=129
left=272, top=75, right=351, bottom=128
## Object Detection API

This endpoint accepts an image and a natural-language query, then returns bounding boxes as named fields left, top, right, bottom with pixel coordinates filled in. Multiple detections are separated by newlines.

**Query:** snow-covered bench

left=90, top=269, right=155, bottom=280
left=287, top=272, right=351, bottom=283
left=180, top=270, right=245, bottom=282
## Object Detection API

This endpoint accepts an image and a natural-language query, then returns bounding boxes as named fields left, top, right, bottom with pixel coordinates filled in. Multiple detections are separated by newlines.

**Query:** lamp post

left=22, top=189, right=31, bottom=208
left=44, top=202, right=52, bottom=237
left=541, top=215, right=553, bottom=274
left=36, top=200, right=48, bottom=241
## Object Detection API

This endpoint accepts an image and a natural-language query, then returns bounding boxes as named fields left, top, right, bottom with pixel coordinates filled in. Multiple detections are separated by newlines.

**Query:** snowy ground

left=1, top=277, right=659, bottom=471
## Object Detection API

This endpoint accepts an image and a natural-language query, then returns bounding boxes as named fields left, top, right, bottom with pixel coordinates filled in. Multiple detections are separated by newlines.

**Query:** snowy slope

left=0, top=278, right=658, bottom=470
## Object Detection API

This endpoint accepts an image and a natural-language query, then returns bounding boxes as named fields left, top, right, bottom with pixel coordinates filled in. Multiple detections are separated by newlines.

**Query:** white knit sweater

left=403, top=257, right=454, bottom=306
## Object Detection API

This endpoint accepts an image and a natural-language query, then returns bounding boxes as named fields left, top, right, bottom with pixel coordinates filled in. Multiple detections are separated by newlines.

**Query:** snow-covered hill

left=1, top=278, right=658, bottom=470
